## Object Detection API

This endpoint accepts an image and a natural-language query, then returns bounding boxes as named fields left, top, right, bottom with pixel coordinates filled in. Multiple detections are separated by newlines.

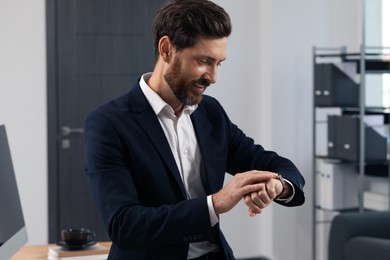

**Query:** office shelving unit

left=312, top=46, right=390, bottom=260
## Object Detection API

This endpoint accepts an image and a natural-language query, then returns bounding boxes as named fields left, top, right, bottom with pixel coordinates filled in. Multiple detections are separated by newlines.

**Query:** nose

left=205, top=65, right=218, bottom=84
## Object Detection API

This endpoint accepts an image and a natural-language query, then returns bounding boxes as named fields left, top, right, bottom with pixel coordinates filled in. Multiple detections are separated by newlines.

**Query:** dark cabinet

left=327, top=115, right=387, bottom=162
left=314, top=63, right=359, bottom=107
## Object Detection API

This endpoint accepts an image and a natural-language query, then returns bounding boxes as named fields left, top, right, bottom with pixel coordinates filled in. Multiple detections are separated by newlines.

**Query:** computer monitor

left=0, top=125, right=28, bottom=259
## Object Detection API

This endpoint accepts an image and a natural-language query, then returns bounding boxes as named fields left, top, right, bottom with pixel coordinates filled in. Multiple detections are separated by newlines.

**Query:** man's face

left=164, top=37, right=227, bottom=106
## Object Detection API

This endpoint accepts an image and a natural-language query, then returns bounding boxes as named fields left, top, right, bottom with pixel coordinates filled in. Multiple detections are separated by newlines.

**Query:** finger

left=266, top=180, right=278, bottom=200
left=241, top=180, right=265, bottom=203
left=244, top=194, right=262, bottom=216
left=240, top=171, right=277, bottom=186
left=243, top=194, right=255, bottom=208
left=248, top=207, right=262, bottom=217
left=252, top=189, right=273, bottom=209
left=244, top=194, right=261, bottom=213
left=251, top=191, right=267, bottom=209
left=240, top=181, right=271, bottom=197
left=258, top=190, right=272, bottom=205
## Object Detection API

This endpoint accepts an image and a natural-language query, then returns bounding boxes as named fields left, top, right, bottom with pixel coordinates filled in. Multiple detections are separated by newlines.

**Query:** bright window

left=382, top=0, right=390, bottom=107
left=364, top=0, right=390, bottom=108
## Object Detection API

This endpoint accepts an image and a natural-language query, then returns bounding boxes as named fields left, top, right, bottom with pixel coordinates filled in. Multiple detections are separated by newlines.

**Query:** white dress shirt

left=139, top=73, right=219, bottom=259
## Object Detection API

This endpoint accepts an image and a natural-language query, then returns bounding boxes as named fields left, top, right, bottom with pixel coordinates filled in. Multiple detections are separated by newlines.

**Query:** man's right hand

left=211, top=170, right=277, bottom=215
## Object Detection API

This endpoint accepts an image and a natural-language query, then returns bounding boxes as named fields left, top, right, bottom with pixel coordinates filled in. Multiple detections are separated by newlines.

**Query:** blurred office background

left=0, top=0, right=386, bottom=260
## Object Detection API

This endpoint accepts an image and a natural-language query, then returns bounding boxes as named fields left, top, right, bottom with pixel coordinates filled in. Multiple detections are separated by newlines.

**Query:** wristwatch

left=274, top=174, right=286, bottom=200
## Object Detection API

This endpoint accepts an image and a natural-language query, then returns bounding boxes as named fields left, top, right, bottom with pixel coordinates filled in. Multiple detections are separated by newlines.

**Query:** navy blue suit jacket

left=84, top=82, right=305, bottom=259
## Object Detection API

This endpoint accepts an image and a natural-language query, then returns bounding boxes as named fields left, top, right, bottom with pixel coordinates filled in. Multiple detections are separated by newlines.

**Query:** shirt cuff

left=276, top=178, right=295, bottom=203
left=207, top=195, right=219, bottom=227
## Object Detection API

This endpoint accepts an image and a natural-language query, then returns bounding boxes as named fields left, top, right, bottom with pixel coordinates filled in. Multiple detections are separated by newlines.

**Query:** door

left=47, top=0, right=164, bottom=242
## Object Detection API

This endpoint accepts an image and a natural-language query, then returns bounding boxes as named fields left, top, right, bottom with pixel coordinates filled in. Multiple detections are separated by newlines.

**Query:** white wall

left=211, top=0, right=360, bottom=260
left=210, top=1, right=274, bottom=258
left=0, top=1, right=361, bottom=259
left=266, top=1, right=359, bottom=260
left=0, top=0, right=47, bottom=245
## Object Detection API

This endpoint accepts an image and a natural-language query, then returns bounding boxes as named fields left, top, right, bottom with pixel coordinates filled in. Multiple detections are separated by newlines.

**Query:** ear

left=158, top=36, right=173, bottom=63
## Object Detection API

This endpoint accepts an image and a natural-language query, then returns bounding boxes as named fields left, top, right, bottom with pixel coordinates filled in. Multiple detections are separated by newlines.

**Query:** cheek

left=182, top=61, right=207, bottom=80
left=188, top=68, right=208, bottom=83
left=195, top=66, right=208, bottom=77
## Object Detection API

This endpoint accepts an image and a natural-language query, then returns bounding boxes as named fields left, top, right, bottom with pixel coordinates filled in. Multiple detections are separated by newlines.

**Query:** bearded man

left=84, top=0, right=305, bottom=259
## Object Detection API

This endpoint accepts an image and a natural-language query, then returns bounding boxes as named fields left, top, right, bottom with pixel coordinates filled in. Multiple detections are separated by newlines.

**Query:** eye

left=198, top=59, right=207, bottom=64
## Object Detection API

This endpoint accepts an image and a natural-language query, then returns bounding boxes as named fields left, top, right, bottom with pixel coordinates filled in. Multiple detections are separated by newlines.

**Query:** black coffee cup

left=61, top=228, right=96, bottom=246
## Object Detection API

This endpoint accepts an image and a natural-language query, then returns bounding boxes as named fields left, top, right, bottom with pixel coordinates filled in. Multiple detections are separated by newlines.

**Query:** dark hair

left=152, top=0, right=232, bottom=59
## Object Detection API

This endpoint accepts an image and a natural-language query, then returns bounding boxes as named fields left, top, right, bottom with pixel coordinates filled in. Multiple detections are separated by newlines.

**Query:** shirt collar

left=139, top=73, right=198, bottom=116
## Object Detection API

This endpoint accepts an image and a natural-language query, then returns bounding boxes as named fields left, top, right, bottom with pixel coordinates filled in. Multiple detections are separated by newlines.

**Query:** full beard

left=164, top=57, right=209, bottom=106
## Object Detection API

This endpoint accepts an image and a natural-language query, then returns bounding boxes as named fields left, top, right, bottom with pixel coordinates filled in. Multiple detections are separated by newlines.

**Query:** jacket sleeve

left=200, top=96, right=305, bottom=207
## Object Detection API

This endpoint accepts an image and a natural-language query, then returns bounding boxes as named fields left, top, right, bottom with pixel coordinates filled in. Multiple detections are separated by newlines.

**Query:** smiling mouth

left=195, top=83, right=205, bottom=89
left=193, top=83, right=206, bottom=94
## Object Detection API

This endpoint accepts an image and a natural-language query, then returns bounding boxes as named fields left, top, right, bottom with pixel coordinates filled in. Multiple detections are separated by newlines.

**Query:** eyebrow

left=200, top=55, right=226, bottom=64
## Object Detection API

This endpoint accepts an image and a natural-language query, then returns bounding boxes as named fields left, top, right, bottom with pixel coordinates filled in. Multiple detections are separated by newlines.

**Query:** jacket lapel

left=191, top=107, right=220, bottom=194
left=128, top=84, right=187, bottom=198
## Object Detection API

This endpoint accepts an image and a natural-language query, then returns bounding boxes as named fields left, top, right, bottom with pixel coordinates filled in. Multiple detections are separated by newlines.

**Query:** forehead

left=182, top=37, right=228, bottom=60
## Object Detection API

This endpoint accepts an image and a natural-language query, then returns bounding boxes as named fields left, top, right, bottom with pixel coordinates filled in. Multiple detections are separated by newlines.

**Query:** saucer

left=56, top=240, right=97, bottom=250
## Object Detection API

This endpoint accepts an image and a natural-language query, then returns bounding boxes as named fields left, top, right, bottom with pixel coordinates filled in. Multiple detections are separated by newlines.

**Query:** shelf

left=315, top=205, right=360, bottom=213
left=365, top=163, right=390, bottom=177
left=342, top=107, right=390, bottom=114
left=313, top=46, right=390, bottom=260
left=355, top=59, right=390, bottom=73
left=315, top=52, right=390, bottom=74
left=314, top=157, right=389, bottom=177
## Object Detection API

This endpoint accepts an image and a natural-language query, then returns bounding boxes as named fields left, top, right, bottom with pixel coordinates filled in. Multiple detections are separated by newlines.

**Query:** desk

left=11, top=242, right=111, bottom=260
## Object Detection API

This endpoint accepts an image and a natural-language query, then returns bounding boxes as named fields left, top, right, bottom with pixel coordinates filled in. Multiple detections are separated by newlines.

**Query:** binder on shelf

left=314, top=63, right=359, bottom=107
left=315, top=108, right=342, bottom=157
left=327, top=115, right=387, bottom=162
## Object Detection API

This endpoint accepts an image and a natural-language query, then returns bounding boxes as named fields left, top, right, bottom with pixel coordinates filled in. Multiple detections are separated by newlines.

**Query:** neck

left=174, top=103, right=184, bottom=117
left=148, top=68, right=184, bottom=116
